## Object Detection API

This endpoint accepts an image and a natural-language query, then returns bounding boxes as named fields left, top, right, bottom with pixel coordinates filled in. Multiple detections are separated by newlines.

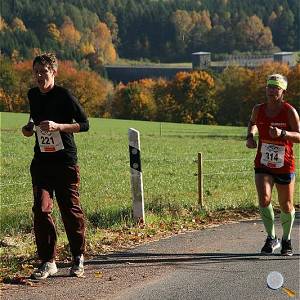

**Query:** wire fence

left=0, top=156, right=254, bottom=209
left=1, top=201, right=32, bottom=208
left=0, top=182, right=28, bottom=186
left=158, top=123, right=246, bottom=139
left=1, top=155, right=298, bottom=209
left=203, top=171, right=252, bottom=176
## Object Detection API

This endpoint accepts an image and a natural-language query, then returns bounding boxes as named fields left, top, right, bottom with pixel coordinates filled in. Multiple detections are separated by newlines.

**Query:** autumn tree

left=56, top=61, right=113, bottom=116
left=286, top=64, right=300, bottom=110
left=153, top=78, right=178, bottom=122
left=111, top=79, right=157, bottom=120
left=248, top=61, right=291, bottom=100
left=171, top=10, right=193, bottom=43
left=235, top=15, right=274, bottom=51
left=47, top=23, right=61, bottom=43
left=104, top=12, right=120, bottom=47
left=80, top=21, right=117, bottom=69
left=215, top=61, right=294, bottom=126
left=0, top=57, right=113, bottom=116
left=169, top=71, right=216, bottom=124
left=0, top=57, right=19, bottom=111
left=59, top=17, right=81, bottom=48
left=0, top=17, right=8, bottom=31
left=13, top=60, right=34, bottom=109
left=0, top=57, right=32, bottom=112
left=189, top=10, right=212, bottom=51
left=170, top=10, right=193, bottom=56
left=216, top=66, right=253, bottom=125
left=11, top=17, right=27, bottom=32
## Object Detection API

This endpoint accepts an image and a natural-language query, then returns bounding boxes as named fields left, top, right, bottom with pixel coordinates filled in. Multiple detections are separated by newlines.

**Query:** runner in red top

left=254, top=102, right=295, bottom=174
left=246, top=74, right=300, bottom=256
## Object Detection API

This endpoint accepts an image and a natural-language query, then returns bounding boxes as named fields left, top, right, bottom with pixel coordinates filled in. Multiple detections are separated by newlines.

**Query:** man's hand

left=39, top=120, right=60, bottom=132
left=22, top=122, right=34, bottom=137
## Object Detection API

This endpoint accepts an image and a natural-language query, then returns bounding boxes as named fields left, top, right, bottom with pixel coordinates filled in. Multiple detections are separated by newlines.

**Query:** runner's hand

left=22, top=122, right=34, bottom=137
left=246, top=136, right=257, bottom=148
left=269, top=126, right=281, bottom=138
left=39, top=120, right=60, bottom=132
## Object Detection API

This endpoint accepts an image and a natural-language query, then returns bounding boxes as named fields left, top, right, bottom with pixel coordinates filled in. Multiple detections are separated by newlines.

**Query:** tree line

left=1, top=56, right=299, bottom=126
left=1, top=0, right=299, bottom=70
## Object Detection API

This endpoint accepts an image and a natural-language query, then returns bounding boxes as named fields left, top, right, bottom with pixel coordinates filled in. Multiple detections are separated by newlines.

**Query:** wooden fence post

left=128, top=128, right=145, bottom=223
left=198, top=152, right=203, bottom=208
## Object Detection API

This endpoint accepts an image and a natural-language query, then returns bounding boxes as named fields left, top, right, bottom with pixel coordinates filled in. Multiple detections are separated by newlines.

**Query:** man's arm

left=39, top=121, right=80, bottom=133
left=69, top=91, right=89, bottom=132
left=39, top=89, right=90, bottom=134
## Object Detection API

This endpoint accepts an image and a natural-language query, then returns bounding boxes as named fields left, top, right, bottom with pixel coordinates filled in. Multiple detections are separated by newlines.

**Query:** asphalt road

left=2, top=213, right=299, bottom=300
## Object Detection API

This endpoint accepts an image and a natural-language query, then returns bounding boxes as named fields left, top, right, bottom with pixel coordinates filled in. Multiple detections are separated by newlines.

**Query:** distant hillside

left=0, top=0, right=299, bottom=71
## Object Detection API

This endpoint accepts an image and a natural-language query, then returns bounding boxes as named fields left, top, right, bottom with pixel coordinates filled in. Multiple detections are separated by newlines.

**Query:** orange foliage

left=59, top=18, right=81, bottom=47
left=0, top=16, right=8, bottom=31
left=111, top=79, right=157, bottom=120
left=2, top=57, right=298, bottom=123
left=247, top=61, right=291, bottom=104
left=111, top=71, right=216, bottom=123
left=191, top=10, right=212, bottom=31
left=4, top=60, right=34, bottom=112
left=217, top=62, right=295, bottom=125
left=153, top=78, right=178, bottom=122
left=1, top=59, right=111, bottom=116
left=216, top=66, right=254, bottom=125
left=170, top=71, right=216, bottom=123
left=56, top=61, right=113, bottom=116
left=80, top=42, right=95, bottom=56
left=87, top=21, right=117, bottom=65
left=286, top=63, right=300, bottom=108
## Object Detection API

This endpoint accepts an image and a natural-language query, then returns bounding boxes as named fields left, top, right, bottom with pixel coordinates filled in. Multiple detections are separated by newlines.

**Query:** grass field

left=1, top=112, right=299, bottom=236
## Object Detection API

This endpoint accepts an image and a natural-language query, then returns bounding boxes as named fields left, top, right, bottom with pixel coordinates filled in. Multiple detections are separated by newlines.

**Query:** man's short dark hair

left=33, top=53, right=58, bottom=70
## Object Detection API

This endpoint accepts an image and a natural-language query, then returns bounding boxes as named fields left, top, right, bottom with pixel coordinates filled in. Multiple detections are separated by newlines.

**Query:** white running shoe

left=70, top=255, right=84, bottom=277
left=32, top=261, right=58, bottom=280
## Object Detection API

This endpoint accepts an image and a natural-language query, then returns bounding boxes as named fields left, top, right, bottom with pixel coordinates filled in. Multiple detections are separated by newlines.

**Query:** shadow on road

left=86, top=252, right=299, bottom=267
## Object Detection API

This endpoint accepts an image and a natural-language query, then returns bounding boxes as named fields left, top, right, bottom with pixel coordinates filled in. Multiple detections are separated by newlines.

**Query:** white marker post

left=128, top=128, right=145, bottom=224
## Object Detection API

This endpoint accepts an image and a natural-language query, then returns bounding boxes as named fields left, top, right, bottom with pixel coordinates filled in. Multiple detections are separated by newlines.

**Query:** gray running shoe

left=70, top=255, right=84, bottom=277
left=31, top=261, right=58, bottom=280
left=261, top=236, right=280, bottom=254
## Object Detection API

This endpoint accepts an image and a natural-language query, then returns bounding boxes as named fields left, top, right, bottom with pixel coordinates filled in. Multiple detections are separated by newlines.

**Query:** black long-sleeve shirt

left=28, top=85, right=89, bottom=165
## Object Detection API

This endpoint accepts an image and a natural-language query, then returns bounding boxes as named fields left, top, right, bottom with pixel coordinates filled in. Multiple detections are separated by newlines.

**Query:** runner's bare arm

left=246, top=105, right=259, bottom=148
left=269, top=107, right=300, bottom=142
left=285, top=107, right=300, bottom=143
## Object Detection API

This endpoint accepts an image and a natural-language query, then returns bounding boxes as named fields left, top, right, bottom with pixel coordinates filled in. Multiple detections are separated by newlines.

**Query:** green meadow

left=1, top=112, right=299, bottom=236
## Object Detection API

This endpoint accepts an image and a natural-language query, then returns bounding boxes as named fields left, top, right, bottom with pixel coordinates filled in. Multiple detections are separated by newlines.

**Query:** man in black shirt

left=22, top=53, right=89, bottom=279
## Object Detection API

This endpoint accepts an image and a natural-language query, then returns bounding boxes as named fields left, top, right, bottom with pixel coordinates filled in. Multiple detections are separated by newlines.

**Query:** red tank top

left=254, top=102, right=295, bottom=174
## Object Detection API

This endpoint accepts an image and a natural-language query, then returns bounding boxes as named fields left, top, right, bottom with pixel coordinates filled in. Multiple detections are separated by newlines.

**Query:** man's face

left=266, top=84, right=284, bottom=101
left=33, top=63, right=56, bottom=93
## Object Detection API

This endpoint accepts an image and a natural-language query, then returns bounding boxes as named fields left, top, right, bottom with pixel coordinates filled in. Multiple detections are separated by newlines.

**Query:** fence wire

left=1, top=156, right=298, bottom=208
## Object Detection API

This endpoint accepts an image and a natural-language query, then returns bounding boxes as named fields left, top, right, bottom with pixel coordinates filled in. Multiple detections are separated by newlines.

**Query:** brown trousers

left=30, top=161, right=86, bottom=262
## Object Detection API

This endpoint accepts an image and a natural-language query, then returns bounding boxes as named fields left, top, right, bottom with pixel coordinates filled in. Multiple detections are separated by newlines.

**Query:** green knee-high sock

left=280, top=209, right=295, bottom=241
left=259, top=204, right=275, bottom=238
